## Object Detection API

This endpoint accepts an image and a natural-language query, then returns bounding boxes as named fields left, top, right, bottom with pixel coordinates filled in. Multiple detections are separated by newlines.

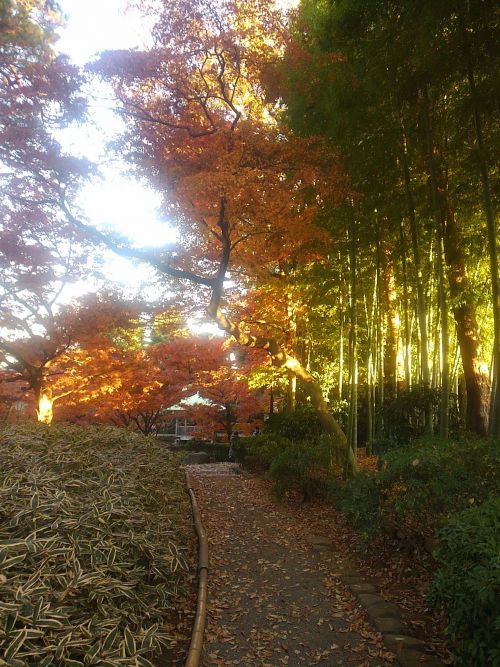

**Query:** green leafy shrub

left=185, top=440, right=231, bottom=461
left=379, top=436, right=499, bottom=529
left=265, top=404, right=324, bottom=442
left=0, top=423, right=191, bottom=666
left=329, top=472, right=381, bottom=540
left=428, top=498, right=500, bottom=666
left=269, top=441, right=331, bottom=501
left=334, top=436, right=499, bottom=540
left=380, top=385, right=462, bottom=446
left=233, top=434, right=292, bottom=470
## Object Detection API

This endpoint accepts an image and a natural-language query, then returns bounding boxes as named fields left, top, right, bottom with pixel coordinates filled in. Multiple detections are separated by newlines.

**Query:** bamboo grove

left=277, top=0, right=500, bottom=446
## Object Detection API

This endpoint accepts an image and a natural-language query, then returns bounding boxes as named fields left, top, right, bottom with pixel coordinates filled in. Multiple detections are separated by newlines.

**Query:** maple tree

left=182, top=338, right=266, bottom=441
left=0, top=0, right=90, bottom=244
left=0, top=280, right=140, bottom=423
left=59, top=0, right=358, bottom=472
left=69, top=336, right=195, bottom=435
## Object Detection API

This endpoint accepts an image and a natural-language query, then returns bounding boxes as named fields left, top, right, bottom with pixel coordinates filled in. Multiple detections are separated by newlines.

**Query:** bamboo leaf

left=4, top=629, right=28, bottom=661
left=102, top=627, right=118, bottom=653
left=137, top=657, right=155, bottom=667
left=123, top=626, right=136, bottom=656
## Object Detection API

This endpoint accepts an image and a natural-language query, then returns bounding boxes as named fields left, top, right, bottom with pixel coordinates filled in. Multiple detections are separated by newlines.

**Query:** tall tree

left=62, top=0, right=359, bottom=471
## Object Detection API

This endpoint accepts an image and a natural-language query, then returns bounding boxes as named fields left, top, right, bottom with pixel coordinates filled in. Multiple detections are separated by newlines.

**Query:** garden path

left=186, top=463, right=395, bottom=667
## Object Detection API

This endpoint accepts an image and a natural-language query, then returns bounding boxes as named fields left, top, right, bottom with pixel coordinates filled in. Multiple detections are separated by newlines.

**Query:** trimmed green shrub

left=235, top=434, right=341, bottom=501
left=329, top=472, right=381, bottom=540
left=269, top=441, right=330, bottom=501
left=428, top=498, right=500, bottom=666
left=184, top=440, right=231, bottom=462
left=232, top=434, right=292, bottom=470
left=264, top=404, right=324, bottom=442
left=379, top=385, right=462, bottom=446
left=333, top=436, right=499, bottom=540
left=379, top=436, right=499, bottom=528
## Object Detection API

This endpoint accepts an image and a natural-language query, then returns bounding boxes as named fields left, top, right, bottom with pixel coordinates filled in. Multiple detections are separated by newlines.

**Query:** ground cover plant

left=0, top=424, right=192, bottom=666
left=334, top=436, right=499, bottom=541
left=429, top=498, right=500, bottom=666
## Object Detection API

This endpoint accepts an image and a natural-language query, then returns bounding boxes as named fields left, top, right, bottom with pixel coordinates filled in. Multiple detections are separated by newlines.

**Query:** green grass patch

left=0, top=423, right=192, bottom=667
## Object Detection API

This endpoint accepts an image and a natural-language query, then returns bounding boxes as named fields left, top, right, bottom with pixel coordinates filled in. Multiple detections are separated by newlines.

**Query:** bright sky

left=56, top=0, right=176, bottom=298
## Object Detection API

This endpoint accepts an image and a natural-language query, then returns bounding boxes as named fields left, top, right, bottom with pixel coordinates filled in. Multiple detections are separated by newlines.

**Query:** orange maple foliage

left=0, top=291, right=141, bottom=424
left=180, top=337, right=267, bottom=441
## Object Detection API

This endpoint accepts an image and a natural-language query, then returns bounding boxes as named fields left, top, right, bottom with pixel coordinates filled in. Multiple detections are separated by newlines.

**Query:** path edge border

left=184, top=470, right=209, bottom=667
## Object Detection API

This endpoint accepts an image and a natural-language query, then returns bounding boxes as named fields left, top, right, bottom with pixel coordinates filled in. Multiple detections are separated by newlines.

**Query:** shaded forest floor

left=173, top=462, right=451, bottom=667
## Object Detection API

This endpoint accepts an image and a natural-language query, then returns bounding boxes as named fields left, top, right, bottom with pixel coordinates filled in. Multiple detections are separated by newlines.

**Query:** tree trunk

left=347, top=220, right=358, bottom=457
left=36, top=391, right=54, bottom=425
left=400, top=121, right=430, bottom=390
left=422, top=86, right=489, bottom=436
left=375, top=234, right=384, bottom=437
left=461, top=21, right=500, bottom=436
left=285, top=369, right=297, bottom=412
left=382, top=242, right=400, bottom=399
left=365, top=276, right=377, bottom=455
left=436, top=235, right=450, bottom=438
left=338, top=292, right=344, bottom=400
left=400, top=222, right=412, bottom=389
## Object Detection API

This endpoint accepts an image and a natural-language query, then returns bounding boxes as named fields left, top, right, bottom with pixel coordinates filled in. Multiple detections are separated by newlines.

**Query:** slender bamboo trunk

left=423, top=88, right=450, bottom=436
left=400, top=123, right=430, bottom=390
left=437, top=236, right=450, bottom=438
left=400, top=222, right=412, bottom=389
left=338, top=292, right=344, bottom=400
left=286, top=370, right=297, bottom=412
left=346, top=219, right=358, bottom=468
left=350, top=237, right=357, bottom=454
left=375, top=233, right=384, bottom=436
left=365, top=275, right=377, bottom=455
left=383, top=242, right=400, bottom=399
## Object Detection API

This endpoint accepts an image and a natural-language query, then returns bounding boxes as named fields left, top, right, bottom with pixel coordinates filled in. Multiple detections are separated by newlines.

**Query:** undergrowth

left=0, top=423, right=192, bottom=667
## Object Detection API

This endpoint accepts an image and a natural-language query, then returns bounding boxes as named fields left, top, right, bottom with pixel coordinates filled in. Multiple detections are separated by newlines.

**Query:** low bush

left=428, top=498, right=500, bottom=666
left=380, top=385, right=462, bottom=446
left=379, top=436, right=499, bottom=532
left=329, top=472, right=381, bottom=540
left=269, top=441, right=332, bottom=501
left=185, top=440, right=231, bottom=462
left=236, top=433, right=344, bottom=501
left=0, top=423, right=192, bottom=667
left=264, top=404, right=324, bottom=442
left=332, top=436, right=499, bottom=542
left=232, top=434, right=292, bottom=470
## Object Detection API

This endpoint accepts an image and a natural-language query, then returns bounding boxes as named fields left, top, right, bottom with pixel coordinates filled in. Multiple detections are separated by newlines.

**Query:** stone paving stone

left=339, top=575, right=363, bottom=584
left=383, top=634, right=426, bottom=651
left=398, top=648, right=446, bottom=667
left=366, top=601, right=401, bottom=620
left=350, top=582, right=377, bottom=594
left=373, top=616, right=404, bottom=634
left=357, top=593, right=384, bottom=607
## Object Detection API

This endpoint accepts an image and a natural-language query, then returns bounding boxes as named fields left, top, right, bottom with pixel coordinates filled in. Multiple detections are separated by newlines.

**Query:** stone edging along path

left=184, top=463, right=446, bottom=667
left=307, top=536, right=446, bottom=667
